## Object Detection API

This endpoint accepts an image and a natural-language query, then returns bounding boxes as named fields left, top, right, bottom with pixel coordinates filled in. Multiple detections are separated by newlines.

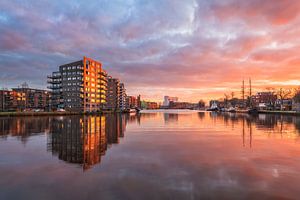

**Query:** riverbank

left=0, top=110, right=128, bottom=117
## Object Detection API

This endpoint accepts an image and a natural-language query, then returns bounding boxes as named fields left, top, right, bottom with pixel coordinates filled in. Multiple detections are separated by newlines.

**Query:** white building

left=163, top=96, right=178, bottom=107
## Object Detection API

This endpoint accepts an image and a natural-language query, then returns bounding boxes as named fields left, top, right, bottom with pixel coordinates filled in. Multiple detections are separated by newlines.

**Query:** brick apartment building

left=1, top=85, right=50, bottom=112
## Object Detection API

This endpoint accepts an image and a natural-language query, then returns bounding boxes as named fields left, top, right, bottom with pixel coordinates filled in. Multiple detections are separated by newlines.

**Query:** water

left=0, top=110, right=300, bottom=199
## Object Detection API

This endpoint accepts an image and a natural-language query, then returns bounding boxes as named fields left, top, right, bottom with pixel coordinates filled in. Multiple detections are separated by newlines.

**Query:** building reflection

left=163, top=113, right=179, bottom=124
left=0, top=117, right=50, bottom=143
left=48, top=115, right=127, bottom=171
left=210, top=112, right=300, bottom=144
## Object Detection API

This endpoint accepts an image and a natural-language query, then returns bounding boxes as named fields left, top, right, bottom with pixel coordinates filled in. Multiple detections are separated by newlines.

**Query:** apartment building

left=1, top=85, right=49, bottom=112
left=48, top=56, right=107, bottom=112
left=0, top=90, right=20, bottom=111
left=119, top=83, right=127, bottom=111
left=12, top=87, right=50, bottom=111
left=106, top=76, right=120, bottom=111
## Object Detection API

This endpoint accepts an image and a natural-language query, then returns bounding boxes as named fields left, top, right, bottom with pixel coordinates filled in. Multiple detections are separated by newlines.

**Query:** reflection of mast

left=242, top=117, right=245, bottom=147
left=249, top=121, right=252, bottom=148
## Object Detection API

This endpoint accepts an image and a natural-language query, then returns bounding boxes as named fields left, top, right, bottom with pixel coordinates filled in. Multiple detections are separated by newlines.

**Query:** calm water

left=0, top=110, right=300, bottom=200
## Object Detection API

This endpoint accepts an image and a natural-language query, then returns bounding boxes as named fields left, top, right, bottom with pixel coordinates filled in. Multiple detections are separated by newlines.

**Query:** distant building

left=169, top=101, right=197, bottom=109
left=209, top=100, right=219, bottom=108
left=137, top=95, right=142, bottom=109
left=292, top=100, right=300, bottom=111
left=119, top=83, right=127, bottom=111
left=163, top=96, right=178, bottom=107
left=145, top=101, right=159, bottom=109
left=106, top=76, right=120, bottom=111
left=48, top=56, right=107, bottom=112
left=275, top=99, right=292, bottom=111
left=127, top=96, right=138, bottom=109
left=253, top=92, right=277, bottom=108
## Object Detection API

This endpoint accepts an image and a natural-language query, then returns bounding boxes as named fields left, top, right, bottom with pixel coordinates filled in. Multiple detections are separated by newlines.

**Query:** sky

left=0, top=0, right=300, bottom=102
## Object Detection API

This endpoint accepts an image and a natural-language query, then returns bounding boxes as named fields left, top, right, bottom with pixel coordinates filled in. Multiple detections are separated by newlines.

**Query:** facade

left=127, top=96, right=138, bottom=108
left=47, top=71, right=63, bottom=110
left=106, top=76, right=120, bottom=111
left=145, top=102, right=159, bottom=109
left=119, top=83, right=127, bottom=111
left=0, top=90, right=20, bottom=111
left=12, top=87, right=50, bottom=111
left=48, top=56, right=107, bottom=112
left=137, top=95, right=142, bottom=109
left=169, top=101, right=196, bottom=109
left=1, top=86, right=49, bottom=112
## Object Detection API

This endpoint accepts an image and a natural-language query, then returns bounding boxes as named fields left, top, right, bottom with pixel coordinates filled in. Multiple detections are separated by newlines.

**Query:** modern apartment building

left=48, top=56, right=107, bottom=112
left=0, top=90, right=19, bottom=111
left=12, top=87, right=50, bottom=111
left=119, top=83, right=127, bottom=111
left=106, top=76, right=120, bottom=111
left=1, top=84, right=50, bottom=112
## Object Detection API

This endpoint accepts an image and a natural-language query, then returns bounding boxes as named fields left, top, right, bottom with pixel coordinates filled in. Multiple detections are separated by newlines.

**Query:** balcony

left=47, top=85, right=62, bottom=90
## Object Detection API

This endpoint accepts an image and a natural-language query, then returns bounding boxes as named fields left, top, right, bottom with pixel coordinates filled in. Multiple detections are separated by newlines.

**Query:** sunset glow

left=1, top=0, right=300, bottom=102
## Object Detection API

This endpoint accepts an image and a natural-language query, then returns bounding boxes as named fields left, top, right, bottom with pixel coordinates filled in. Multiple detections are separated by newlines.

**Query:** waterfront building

left=137, top=95, right=142, bottom=109
left=119, top=83, right=127, bottom=111
left=169, top=101, right=197, bottom=109
left=163, top=96, right=178, bottom=107
left=253, top=92, right=277, bottom=109
left=145, top=101, right=159, bottom=109
left=106, top=76, right=120, bottom=111
left=1, top=84, right=50, bottom=112
left=127, top=96, right=138, bottom=108
left=12, top=86, right=50, bottom=111
left=48, top=56, right=107, bottom=112
left=0, top=90, right=20, bottom=111
left=275, top=99, right=292, bottom=111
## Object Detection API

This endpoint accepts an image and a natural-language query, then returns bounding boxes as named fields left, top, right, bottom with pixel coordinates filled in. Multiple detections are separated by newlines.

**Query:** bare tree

left=198, top=100, right=205, bottom=108
left=276, top=88, right=292, bottom=110
left=224, top=93, right=230, bottom=107
left=293, top=87, right=300, bottom=103
left=231, top=92, right=235, bottom=99
left=265, top=87, right=276, bottom=109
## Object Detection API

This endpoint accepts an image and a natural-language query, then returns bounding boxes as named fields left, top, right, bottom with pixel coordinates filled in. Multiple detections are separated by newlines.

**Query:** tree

left=293, top=87, right=300, bottom=103
left=276, top=88, right=292, bottom=110
left=224, top=93, right=230, bottom=107
left=198, top=100, right=205, bottom=108
left=265, top=87, right=276, bottom=109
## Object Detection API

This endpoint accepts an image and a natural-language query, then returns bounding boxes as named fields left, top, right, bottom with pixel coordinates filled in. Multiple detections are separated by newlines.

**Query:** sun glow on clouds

left=0, top=0, right=300, bottom=102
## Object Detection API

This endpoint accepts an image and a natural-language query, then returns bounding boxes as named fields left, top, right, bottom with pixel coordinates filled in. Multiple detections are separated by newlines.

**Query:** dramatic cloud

left=0, top=0, right=300, bottom=102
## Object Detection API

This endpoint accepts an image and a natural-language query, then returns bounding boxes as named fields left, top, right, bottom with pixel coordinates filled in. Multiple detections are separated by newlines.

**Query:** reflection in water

left=48, top=115, right=128, bottom=171
left=164, top=113, right=179, bottom=124
left=1, top=111, right=300, bottom=199
left=0, top=117, right=50, bottom=143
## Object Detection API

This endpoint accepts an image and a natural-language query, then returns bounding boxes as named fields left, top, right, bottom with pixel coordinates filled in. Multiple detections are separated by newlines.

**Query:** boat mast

left=242, top=80, right=245, bottom=108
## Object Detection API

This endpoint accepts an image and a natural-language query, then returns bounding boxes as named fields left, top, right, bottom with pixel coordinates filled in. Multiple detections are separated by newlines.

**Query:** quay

left=0, top=110, right=133, bottom=117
